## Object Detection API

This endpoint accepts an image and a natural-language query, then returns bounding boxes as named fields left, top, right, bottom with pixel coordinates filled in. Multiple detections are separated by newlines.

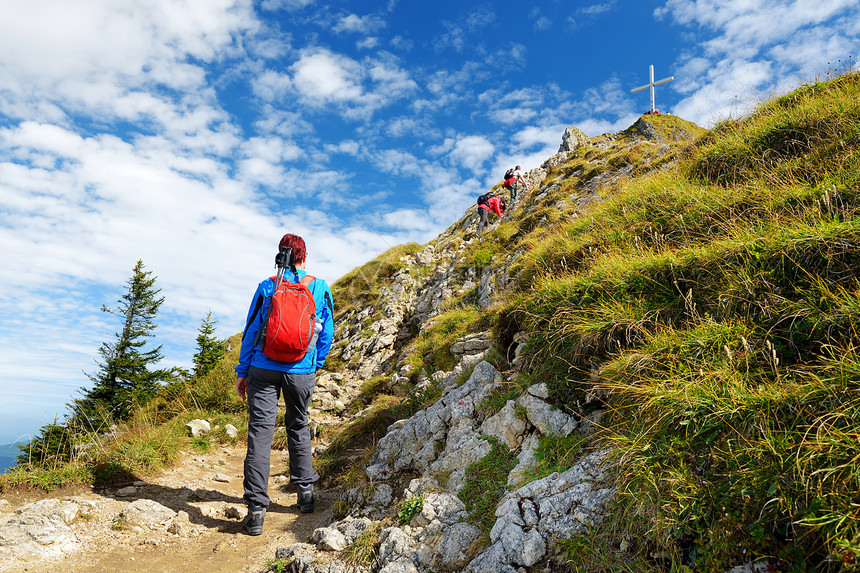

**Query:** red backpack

left=260, top=274, right=317, bottom=362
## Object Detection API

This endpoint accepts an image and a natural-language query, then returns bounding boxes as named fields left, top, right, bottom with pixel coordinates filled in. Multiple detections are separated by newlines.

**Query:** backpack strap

left=300, top=275, right=315, bottom=287
left=252, top=276, right=281, bottom=348
left=242, top=293, right=265, bottom=342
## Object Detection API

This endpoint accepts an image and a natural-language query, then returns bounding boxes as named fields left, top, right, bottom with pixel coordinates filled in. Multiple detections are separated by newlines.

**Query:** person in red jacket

left=477, top=193, right=506, bottom=235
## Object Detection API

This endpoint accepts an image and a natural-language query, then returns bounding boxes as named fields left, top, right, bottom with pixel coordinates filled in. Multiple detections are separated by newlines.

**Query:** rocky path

left=0, top=444, right=331, bottom=573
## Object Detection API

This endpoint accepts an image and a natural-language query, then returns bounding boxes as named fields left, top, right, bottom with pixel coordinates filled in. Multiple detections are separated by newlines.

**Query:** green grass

left=458, top=437, right=517, bottom=534
left=502, top=71, right=860, bottom=571
left=1, top=341, right=246, bottom=493
left=516, top=434, right=587, bottom=486
left=403, top=305, right=488, bottom=376
left=331, top=242, right=423, bottom=319
left=478, top=376, right=532, bottom=418
left=343, top=520, right=386, bottom=568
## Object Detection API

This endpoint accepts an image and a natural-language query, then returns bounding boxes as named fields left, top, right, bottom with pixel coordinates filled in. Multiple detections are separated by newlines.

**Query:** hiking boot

left=242, top=504, right=265, bottom=536
left=297, top=484, right=314, bottom=514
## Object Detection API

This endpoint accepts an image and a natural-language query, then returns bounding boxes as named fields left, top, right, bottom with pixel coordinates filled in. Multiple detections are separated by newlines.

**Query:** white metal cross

left=631, top=65, right=674, bottom=114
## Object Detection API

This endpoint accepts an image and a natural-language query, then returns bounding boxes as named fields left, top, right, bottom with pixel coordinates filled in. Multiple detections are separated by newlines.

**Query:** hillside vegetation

left=501, top=72, right=860, bottom=570
left=4, top=71, right=860, bottom=573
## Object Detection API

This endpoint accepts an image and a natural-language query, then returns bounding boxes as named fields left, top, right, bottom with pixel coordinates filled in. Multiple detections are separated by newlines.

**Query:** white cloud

left=435, top=6, right=497, bottom=53
left=357, top=37, right=381, bottom=50
left=291, top=49, right=365, bottom=102
left=578, top=2, right=616, bottom=16
left=333, top=13, right=386, bottom=35
left=534, top=17, right=552, bottom=31
left=325, top=140, right=361, bottom=156
left=382, top=208, right=439, bottom=233
left=288, top=49, right=417, bottom=119
left=449, top=135, right=495, bottom=174
left=261, top=0, right=315, bottom=11
left=0, top=0, right=255, bottom=116
left=655, top=0, right=860, bottom=126
left=390, top=35, right=414, bottom=51
left=252, top=70, right=294, bottom=101
left=481, top=87, right=545, bottom=125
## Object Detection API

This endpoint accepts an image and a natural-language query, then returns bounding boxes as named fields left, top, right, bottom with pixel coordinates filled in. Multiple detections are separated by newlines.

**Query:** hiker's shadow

left=108, top=480, right=302, bottom=535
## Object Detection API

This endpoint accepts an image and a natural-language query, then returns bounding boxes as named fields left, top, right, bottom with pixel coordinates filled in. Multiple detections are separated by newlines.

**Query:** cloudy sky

left=1, top=0, right=858, bottom=445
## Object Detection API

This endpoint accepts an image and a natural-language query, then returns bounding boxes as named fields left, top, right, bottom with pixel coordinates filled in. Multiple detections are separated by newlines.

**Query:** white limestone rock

left=186, top=419, right=210, bottom=437
left=436, top=522, right=483, bottom=570
left=15, top=499, right=80, bottom=525
left=365, top=361, right=500, bottom=481
left=377, top=526, right=420, bottom=570
left=336, top=516, right=373, bottom=544
left=0, top=512, right=80, bottom=562
left=311, top=527, right=348, bottom=552
left=466, top=450, right=614, bottom=573
left=517, top=392, right=578, bottom=436
left=559, top=126, right=590, bottom=153
left=480, top=400, right=528, bottom=450
left=411, top=493, right=466, bottom=529
left=507, top=432, right=541, bottom=488
left=119, top=499, right=177, bottom=527
left=0, top=499, right=87, bottom=563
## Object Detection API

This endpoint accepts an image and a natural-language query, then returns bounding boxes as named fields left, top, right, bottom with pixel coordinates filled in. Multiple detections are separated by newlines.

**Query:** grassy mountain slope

left=321, top=73, right=860, bottom=570
left=501, top=73, right=860, bottom=570
left=4, top=72, right=860, bottom=572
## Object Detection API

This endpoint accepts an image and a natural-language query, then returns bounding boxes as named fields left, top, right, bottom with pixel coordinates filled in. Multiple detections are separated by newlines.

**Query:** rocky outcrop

left=559, top=126, right=590, bottom=153
left=0, top=499, right=89, bottom=563
left=467, top=450, right=613, bottom=573
left=322, top=356, right=612, bottom=572
left=365, top=361, right=500, bottom=485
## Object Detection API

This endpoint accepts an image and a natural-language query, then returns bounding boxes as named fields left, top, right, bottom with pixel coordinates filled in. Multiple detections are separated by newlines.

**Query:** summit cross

left=631, top=64, right=674, bottom=114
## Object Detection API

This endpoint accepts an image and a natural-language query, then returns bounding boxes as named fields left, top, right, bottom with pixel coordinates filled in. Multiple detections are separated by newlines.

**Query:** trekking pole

left=273, top=246, right=294, bottom=290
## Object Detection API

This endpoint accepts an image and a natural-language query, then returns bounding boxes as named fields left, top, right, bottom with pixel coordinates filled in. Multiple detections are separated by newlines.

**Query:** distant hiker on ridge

left=512, top=165, right=529, bottom=203
left=235, top=233, right=334, bottom=536
left=502, top=167, right=516, bottom=201
left=501, top=165, right=530, bottom=204
left=476, top=191, right=506, bottom=235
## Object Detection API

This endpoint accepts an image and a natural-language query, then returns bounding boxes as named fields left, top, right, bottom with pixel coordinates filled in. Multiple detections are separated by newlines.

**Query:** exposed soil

left=1, top=444, right=333, bottom=573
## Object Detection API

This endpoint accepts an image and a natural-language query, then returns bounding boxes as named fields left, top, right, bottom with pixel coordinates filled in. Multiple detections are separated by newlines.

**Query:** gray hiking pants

left=477, top=208, right=489, bottom=234
left=243, top=366, right=319, bottom=508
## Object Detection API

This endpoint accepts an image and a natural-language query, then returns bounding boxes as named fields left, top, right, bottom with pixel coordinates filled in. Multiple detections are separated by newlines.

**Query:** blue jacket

left=236, top=269, right=334, bottom=376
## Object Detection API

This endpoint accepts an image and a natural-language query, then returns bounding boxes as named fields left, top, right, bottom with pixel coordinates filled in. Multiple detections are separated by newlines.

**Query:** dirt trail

left=2, top=444, right=332, bottom=573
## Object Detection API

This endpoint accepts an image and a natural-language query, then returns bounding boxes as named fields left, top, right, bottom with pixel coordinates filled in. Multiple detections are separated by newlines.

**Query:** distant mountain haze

left=0, top=442, right=22, bottom=473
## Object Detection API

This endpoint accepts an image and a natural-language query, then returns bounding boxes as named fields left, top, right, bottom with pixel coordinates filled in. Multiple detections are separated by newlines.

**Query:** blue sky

left=1, top=0, right=858, bottom=445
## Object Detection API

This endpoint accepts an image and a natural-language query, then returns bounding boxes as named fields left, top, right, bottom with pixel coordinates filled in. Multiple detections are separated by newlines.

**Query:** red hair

left=278, top=234, right=306, bottom=263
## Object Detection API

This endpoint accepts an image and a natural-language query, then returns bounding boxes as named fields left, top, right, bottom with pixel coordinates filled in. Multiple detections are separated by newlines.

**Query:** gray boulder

left=517, top=391, right=578, bottom=436
left=119, top=499, right=177, bottom=527
left=466, top=450, right=614, bottom=572
left=311, top=527, right=348, bottom=552
left=559, top=126, right=590, bottom=153
left=0, top=499, right=86, bottom=563
left=481, top=400, right=528, bottom=449
left=186, top=419, right=210, bottom=437
left=365, top=361, right=501, bottom=481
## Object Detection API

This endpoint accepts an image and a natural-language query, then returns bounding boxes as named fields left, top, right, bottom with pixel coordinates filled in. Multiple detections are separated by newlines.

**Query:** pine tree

left=192, top=310, right=225, bottom=377
left=16, top=418, right=75, bottom=467
left=75, top=260, right=169, bottom=423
